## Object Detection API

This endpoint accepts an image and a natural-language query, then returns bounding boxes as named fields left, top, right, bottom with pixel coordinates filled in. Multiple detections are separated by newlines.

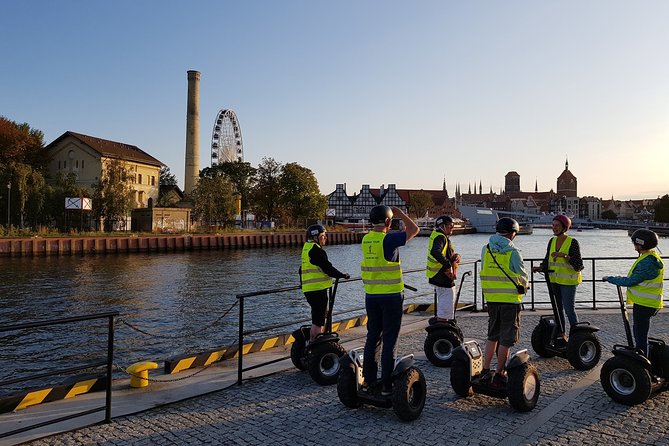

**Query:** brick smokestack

left=184, top=70, right=200, bottom=195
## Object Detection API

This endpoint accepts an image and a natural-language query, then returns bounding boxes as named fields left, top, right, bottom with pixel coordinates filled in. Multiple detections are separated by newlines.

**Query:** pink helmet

left=553, top=214, right=571, bottom=233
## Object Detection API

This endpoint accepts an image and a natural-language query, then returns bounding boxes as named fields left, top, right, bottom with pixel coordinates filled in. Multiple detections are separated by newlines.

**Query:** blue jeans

left=633, top=304, right=660, bottom=357
left=552, top=283, right=578, bottom=333
left=363, top=293, right=404, bottom=387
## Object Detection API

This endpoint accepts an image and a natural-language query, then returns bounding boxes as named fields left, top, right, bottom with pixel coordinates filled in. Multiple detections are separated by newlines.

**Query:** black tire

left=450, top=357, right=473, bottom=397
left=567, top=331, right=602, bottom=371
left=308, top=341, right=346, bottom=385
left=507, top=363, right=540, bottom=412
left=531, top=324, right=556, bottom=358
left=600, top=356, right=652, bottom=406
left=337, top=361, right=361, bottom=409
left=424, top=329, right=462, bottom=367
left=392, top=367, right=426, bottom=421
left=290, top=329, right=307, bottom=371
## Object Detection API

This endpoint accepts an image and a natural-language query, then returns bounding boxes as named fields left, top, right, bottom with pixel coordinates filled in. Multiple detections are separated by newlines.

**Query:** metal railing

left=235, top=268, right=434, bottom=385
left=0, top=312, right=118, bottom=439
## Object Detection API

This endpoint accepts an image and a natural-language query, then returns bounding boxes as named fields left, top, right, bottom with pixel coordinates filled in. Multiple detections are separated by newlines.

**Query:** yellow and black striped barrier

left=164, top=303, right=434, bottom=374
left=0, top=374, right=107, bottom=414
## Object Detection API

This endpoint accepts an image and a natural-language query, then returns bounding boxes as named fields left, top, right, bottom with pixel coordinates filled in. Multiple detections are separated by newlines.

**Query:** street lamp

left=6, top=182, right=10, bottom=228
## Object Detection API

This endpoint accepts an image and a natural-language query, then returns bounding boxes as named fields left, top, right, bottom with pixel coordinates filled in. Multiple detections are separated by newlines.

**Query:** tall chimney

left=184, top=70, right=200, bottom=195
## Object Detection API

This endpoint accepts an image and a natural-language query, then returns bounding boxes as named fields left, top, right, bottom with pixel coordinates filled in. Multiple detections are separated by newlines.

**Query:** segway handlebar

left=404, top=284, right=418, bottom=292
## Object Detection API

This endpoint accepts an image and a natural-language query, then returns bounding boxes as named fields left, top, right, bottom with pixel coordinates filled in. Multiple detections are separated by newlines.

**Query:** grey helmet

left=496, top=217, right=520, bottom=235
left=435, top=215, right=454, bottom=228
left=306, top=224, right=326, bottom=239
left=369, top=205, right=393, bottom=225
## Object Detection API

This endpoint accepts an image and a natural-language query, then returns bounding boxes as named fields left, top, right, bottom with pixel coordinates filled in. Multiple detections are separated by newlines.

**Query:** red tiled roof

left=46, top=131, right=163, bottom=167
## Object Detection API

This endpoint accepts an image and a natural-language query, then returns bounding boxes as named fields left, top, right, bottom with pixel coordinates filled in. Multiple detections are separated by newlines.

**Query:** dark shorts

left=305, top=289, right=328, bottom=327
left=487, top=302, right=521, bottom=347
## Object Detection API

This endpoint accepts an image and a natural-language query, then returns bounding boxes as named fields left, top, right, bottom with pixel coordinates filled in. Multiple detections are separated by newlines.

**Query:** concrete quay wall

left=0, top=232, right=364, bottom=257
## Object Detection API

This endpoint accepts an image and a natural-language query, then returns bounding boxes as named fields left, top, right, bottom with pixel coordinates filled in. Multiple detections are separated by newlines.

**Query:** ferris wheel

left=211, top=109, right=244, bottom=165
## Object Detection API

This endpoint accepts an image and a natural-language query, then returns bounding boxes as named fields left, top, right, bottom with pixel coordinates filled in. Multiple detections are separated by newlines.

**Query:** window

left=82, top=160, right=84, bottom=169
left=138, top=174, right=143, bottom=184
left=151, top=176, right=155, bottom=186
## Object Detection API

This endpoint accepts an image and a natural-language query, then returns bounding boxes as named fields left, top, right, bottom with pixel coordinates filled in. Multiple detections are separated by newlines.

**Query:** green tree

left=654, top=194, right=669, bottom=223
left=191, top=175, right=236, bottom=230
left=601, top=209, right=617, bottom=220
left=251, top=157, right=284, bottom=222
left=200, top=160, right=257, bottom=210
left=92, top=159, right=135, bottom=231
left=160, top=166, right=178, bottom=186
left=408, top=191, right=434, bottom=218
left=279, top=162, right=327, bottom=227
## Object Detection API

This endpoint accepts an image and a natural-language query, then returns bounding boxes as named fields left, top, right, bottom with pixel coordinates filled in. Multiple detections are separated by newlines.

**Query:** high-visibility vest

left=480, top=247, right=523, bottom=304
left=300, top=241, right=332, bottom=293
left=626, top=251, right=664, bottom=309
left=361, top=231, right=403, bottom=294
left=548, top=236, right=582, bottom=285
left=426, top=230, right=453, bottom=279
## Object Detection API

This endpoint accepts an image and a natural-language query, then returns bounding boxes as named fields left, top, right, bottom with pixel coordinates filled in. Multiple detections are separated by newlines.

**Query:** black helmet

left=369, top=205, right=393, bottom=225
left=435, top=215, right=454, bottom=227
left=631, top=229, right=659, bottom=250
left=496, top=217, right=520, bottom=235
left=306, top=224, right=326, bottom=239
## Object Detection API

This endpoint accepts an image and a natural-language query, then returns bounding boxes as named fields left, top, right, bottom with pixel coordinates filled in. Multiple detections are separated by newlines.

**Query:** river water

left=1, top=229, right=667, bottom=388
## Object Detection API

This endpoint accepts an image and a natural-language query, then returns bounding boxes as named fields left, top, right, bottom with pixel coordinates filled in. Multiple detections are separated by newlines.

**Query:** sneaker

left=490, top=373, right=508, bottom=389
left=360, top=382, right=372, bottom=393
left=478, top=368, right=492, bottom=384
left=381, top=384, right=392, bottom=396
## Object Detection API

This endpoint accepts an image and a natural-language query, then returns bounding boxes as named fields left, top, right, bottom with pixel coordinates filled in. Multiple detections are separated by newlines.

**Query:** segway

left=337, top=347, right=426, bottom=421
left=450, top=340, right=540, bottom=412
left=290, top=279, right=345, bottom=385
left=336, top=283, right=427, bottom=421
left=530, top=268, right=601, bottom=370
left=600, top=284, right=669, bottom=405
left=424, top=271, right=472, bottom=367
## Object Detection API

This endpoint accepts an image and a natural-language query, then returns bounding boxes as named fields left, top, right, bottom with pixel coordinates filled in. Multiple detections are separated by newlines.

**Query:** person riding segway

left=337, top=205, right=427, bottom=421
left=450, top=217, right=540, bottom=412
left=600, top=229, right=668, bottom=405
left=291, top=224, right=349, bottom=385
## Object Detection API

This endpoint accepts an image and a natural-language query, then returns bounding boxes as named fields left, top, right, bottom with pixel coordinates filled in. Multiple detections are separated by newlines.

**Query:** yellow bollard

left=127, top=361, right=159, bottom=388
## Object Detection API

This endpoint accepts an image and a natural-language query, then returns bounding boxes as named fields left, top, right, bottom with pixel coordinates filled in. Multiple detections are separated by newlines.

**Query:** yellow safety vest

left=361, top=231, right=403, bottom=294
left=548, top=236, right=582, bottom=285
left=426, top=230, right=452, bottom=279
left=300, top=241, right=332, bottom=293
left=626, top=251, right=664, bottom=309
left=480, top=247, right=523, bottom=304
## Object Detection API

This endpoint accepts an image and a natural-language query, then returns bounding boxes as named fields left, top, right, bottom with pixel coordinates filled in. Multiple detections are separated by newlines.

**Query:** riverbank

left=0, top=231, right=364, bottom=257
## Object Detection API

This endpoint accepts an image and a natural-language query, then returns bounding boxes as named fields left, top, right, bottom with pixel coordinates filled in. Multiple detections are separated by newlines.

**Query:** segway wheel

left=600, top=356, right=652, bottom=406
left=531, top=324, right=557, bottom=358
left=424, top=329, right=461, bottom=367
left=337, top=359, right=361, bottom=409
left=290, top=329, right=308, bottom=371
left=566, top=331, right=601, bottom=371
left=308, top=341, right=346, bottom=385
left=392, top=366, right=426, bottom=421
left=450, top=357, right=473, bottom=397
left=507, top=363, right=540, bottom=412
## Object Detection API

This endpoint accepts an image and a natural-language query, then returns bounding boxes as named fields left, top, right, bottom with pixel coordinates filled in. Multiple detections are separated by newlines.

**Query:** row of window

left=135, top=174, right=156, bottom=186
left=58, top=160, right=84, bottom=169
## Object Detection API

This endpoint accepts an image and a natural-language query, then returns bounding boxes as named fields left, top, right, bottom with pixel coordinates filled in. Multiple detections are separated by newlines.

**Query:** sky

left=2, top=1, right=668, bottom=200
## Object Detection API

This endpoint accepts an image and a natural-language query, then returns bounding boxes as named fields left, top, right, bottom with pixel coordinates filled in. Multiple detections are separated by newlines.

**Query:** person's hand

left=532, top=266, right=541, bottom=273
left=602, top=276, right=609, bottom=282
left=551, top=252, right=566, bottom=260
left=445, top=269, right=455, bottom=280
left=343, top=273, right=350, bottom=280
left=451, top=253, right=461, bottom=264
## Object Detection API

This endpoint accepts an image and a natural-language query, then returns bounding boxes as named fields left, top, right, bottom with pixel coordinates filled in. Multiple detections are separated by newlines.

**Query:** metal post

left=237, top=295, right=244, bottom=385
left=591, top=258, right=597, bottom=310
left=105, top=314, right=115, bottom=423
left=6, top=182, right=10, bottom=227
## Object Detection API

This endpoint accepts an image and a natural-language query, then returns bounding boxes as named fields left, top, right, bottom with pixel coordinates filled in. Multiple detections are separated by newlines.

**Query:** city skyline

left=2, top=1, right=668, bottom=201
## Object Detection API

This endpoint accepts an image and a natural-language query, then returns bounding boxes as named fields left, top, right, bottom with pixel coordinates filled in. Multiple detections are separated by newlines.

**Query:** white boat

left=457, top=205, right=532, bottom=234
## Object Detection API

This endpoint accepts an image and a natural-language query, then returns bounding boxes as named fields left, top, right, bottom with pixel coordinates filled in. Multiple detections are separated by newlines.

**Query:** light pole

left=6, top=182, right=10, bottom=228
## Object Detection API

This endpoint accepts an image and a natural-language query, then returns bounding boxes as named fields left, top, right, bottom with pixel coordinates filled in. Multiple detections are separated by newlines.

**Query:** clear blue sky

left=2, top=1, right=668, bottom=200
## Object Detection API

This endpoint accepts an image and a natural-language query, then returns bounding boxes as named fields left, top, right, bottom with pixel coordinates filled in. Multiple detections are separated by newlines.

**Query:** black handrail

left=0, top=311, right=118, bottom=439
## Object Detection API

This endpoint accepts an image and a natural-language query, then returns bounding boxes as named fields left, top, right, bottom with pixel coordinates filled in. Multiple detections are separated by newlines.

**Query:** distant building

left=45, top=131, right=163, bottom=208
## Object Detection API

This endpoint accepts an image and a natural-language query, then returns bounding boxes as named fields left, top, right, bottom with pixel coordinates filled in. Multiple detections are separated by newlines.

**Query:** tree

left=160, top=166, right=178, bottom=186
left=0, top=116, right=47, bottom=171
left=279, top=162, right=327, bottom=227
left=191, top=175, right=236, bottom=230
left=654, top=194, right=669, bottom=223
left=200, top=160, right=257, bottom=210
left=408, top=191, right=434, bottom=218
left=44, top=172, right=90, bottom=230
left=601, top=209, right=617, bottom=220
left=92, top=159, right=135, bottom=231
left=251, top=157, right=284, bottom=222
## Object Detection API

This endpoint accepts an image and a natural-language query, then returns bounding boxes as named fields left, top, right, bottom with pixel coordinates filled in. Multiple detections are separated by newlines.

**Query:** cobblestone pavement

left=26, top=310, right=669, bottom=446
